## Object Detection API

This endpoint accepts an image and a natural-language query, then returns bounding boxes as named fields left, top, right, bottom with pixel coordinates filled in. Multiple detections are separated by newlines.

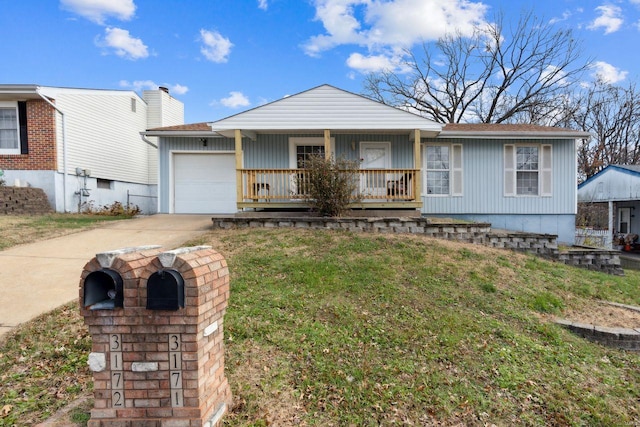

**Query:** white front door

left=360, top=142, right=391, bottom=197
left=618, top=207, right=631, bottom=234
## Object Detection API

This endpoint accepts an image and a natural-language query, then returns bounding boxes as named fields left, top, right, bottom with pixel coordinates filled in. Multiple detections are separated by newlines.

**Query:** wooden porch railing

left=241, top=169, right=418, bottom=202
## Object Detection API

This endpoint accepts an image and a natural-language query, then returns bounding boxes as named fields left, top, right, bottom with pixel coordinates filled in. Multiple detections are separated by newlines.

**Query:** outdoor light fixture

left=200, top=138, right=208, bottom=147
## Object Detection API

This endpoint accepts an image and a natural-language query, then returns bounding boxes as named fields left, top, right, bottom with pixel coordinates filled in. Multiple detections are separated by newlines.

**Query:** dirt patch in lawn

left=560, top=301, right=640, bottom=329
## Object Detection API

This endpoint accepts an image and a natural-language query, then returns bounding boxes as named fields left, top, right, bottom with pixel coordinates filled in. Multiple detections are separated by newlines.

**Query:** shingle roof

left=441, top=123, right=590, bottom=138
left=147, top=122, right=211, bottom=132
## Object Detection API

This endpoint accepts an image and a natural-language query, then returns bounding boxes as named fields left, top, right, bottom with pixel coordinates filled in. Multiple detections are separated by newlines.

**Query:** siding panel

left=422, top=138, right=576, bottom=215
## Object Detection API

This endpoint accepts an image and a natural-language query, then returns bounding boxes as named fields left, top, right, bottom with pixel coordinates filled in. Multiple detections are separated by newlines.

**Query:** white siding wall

left=143, top=90, right=185, bottom=185
left=43, top=88, right=152, bottom=184
left=143, top=90, right=184, bottom=128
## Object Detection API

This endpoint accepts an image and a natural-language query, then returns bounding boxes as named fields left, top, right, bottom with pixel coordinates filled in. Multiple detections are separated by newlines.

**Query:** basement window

left=97, top=178, right=113, bottom=189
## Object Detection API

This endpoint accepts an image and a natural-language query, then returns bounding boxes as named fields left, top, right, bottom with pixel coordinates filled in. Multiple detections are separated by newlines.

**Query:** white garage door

left=173, top=153, right=236, bottom=214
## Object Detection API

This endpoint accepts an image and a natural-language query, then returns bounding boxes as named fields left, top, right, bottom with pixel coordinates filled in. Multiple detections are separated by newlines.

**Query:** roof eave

left=438, top=130, right=591, bottom=139
left=142, top=130, right=220, bottom=138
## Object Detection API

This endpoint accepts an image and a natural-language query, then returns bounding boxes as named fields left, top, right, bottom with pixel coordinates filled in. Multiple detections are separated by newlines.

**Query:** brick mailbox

left=80, top=245, right=232, bottom=427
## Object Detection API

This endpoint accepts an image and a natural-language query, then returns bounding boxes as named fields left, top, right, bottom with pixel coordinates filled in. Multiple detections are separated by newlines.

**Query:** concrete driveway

left=0, top=214, right=213, bottom=340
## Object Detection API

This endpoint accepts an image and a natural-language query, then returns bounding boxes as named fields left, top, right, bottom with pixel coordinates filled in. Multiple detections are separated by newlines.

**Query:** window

left=289, top=137, right=334, bottom=196
left=516, top=146, right=539, bottom=195
left=296, top=144, right=325, bottom=168
left=0, top=101, right=28, bottom=155
left=504, top=144, right=552, bottom=197
left=424, top=144, right=462, bottom=196
left=0, top=106, right=19, bottom=151
left=97, top=178, right=113, bottom=189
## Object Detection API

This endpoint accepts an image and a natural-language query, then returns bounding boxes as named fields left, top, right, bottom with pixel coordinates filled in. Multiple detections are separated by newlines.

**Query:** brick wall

left=80, top=246, right=232, bottom=427
left=0, top=99, right=57, bottom=171
left=0, top=186, right=53, bottom=214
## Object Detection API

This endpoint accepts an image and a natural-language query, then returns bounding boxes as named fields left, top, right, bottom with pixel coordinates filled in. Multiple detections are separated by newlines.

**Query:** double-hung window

left=504, top=144, right=552, bottom=196
left=424, top=144, right=463, bottom=196
left=289, top=137, right=333, bottom=196
left=0, top=101, right=28, bottom=155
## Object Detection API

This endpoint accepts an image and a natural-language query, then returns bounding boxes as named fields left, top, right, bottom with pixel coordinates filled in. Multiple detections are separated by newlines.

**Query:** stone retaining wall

left=555, top=318, right=640, bottom=351
left=0, top=186, right=52, bottom=215
left=211, top=216, right=624, bottom=275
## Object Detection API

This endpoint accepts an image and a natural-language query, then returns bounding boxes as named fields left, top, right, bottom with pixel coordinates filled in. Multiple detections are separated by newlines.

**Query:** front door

left=618, top=207, right=631, bottom=234
left=360, top=142, right=391, bottom=197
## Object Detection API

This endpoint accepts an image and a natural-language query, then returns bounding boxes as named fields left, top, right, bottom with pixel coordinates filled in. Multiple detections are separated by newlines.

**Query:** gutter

left=36, top=88, right=68, bottom=212
left=139, top=132, right=158, bottom=148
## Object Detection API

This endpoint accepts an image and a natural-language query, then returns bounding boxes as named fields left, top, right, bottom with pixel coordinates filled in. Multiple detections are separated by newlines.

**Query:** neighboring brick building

left=0, top=85, right=184, bottom=213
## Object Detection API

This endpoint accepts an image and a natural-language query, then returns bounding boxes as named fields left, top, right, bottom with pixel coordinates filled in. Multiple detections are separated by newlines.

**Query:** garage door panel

left=173, top=154, right=236, bottom=214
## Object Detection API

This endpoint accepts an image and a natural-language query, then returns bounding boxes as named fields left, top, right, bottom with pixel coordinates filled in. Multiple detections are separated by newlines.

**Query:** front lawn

left=1, top=228, right=638, bottom=426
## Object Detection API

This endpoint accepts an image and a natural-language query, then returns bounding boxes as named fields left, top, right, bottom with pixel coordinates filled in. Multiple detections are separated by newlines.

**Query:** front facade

left=578, top=165, right=640, bottom=248
left=0, top=85, right=184, bottom=213
left=145, top=85, right=588, bottom=243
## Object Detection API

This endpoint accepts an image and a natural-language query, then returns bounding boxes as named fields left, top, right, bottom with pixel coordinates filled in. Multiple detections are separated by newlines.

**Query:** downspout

left=140, top=133, right=158, bottom=148
left=36, top=88, right=68, bottom=212
left=140, top=133, right=159, bottom=213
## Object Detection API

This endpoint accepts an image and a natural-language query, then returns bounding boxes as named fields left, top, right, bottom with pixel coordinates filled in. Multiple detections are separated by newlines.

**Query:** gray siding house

left=144, top=85, right=589, bottom=243
left=578, top=165, right=640, bottom=248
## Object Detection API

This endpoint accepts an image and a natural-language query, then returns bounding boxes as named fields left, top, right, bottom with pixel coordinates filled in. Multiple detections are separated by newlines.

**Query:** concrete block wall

left=0, top=186, right=53, bottom=214
left=211, top=216, right=623, bottom=275
left=79, top=246, right=231, bottom=427
left=555, top=319, right=640, bottom=351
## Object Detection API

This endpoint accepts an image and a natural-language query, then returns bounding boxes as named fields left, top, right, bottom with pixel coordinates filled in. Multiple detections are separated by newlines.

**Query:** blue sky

left=1, top=0, right=639, bottom=123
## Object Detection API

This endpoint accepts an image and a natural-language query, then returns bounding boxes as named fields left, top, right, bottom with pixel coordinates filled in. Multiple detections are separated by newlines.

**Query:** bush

left=81, top=200, right=141, bottom=217
left=300, top=154, right=361, bottom=217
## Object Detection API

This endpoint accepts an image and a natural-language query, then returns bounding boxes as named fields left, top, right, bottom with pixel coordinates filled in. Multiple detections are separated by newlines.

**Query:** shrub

left=81, top=200, right=141, bottom=217
left=300, top=154, right=361, bottom=217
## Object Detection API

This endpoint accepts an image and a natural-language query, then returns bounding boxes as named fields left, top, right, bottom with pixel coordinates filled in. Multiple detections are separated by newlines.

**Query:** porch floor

left=226, top=208, right=422, bottom=219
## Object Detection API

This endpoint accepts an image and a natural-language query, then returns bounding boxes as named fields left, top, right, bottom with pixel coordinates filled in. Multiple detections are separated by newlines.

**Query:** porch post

left=324, top=129, right=331, bottom=160
left=414, top=129, right=421, bottom=197
left=609, top=200, right=614, bottom=248
left=235, top=129, right=243, bottom=209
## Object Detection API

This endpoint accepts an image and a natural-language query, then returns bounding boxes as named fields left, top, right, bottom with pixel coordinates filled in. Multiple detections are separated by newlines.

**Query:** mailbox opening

left=147, top=269, right=185, bottom=311
left=83, top=269, right=124, bottom=310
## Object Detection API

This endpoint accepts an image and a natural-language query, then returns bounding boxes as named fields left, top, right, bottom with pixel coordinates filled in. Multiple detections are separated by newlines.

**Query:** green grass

left=219, top=229, right=640, bottom=426
left=0, top=213, right=129, bottom=250
left=1, top=228, right=639, bottom=426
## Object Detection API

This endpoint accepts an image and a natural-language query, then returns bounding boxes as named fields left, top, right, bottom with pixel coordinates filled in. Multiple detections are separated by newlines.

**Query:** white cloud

left=591, top=61, right=628, bottom=83
left=549, top=10, right=572, bottom=25
left=302, top=0, right=487, bottom=74
left=346, top=52, right=409, bottom=73
left=588, top=5, right=623, bottom=34
left=119, top=80, right=189, bottom=95
left=199, top=29, right=233, bottom=63
left=98, top=27, right=148, bottom=59
left=257, top=0, right=268, bottom=10
left=170, top=84, right=189, bottom=95
left=60, top=0, right=136, bottom=24
left=119, top=79, right=155, bottom=91
left=220, top=91, right=250, bottom=108
left=303, top=0, right=487, bottom=56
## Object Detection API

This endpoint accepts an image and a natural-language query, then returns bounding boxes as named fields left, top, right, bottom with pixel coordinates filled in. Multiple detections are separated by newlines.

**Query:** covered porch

left=209, top=85, right=444, bottom=213
left=238, top=167, right=421, bottom=209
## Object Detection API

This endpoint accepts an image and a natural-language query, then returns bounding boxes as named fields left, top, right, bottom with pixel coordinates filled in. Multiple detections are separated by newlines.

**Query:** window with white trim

left=504, top=144, right=552, bottom=196
left=0, top=101, right=28, bottom=155
left=424, top=143, right=462, bottom=196
left=0, top=105, right=19, bottom=152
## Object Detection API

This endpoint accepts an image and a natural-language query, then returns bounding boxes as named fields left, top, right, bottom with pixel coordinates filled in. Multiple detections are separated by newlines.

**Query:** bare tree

left=572, top=81, right=640, bottom=180
left=363, top=10, right=590, bottom=124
